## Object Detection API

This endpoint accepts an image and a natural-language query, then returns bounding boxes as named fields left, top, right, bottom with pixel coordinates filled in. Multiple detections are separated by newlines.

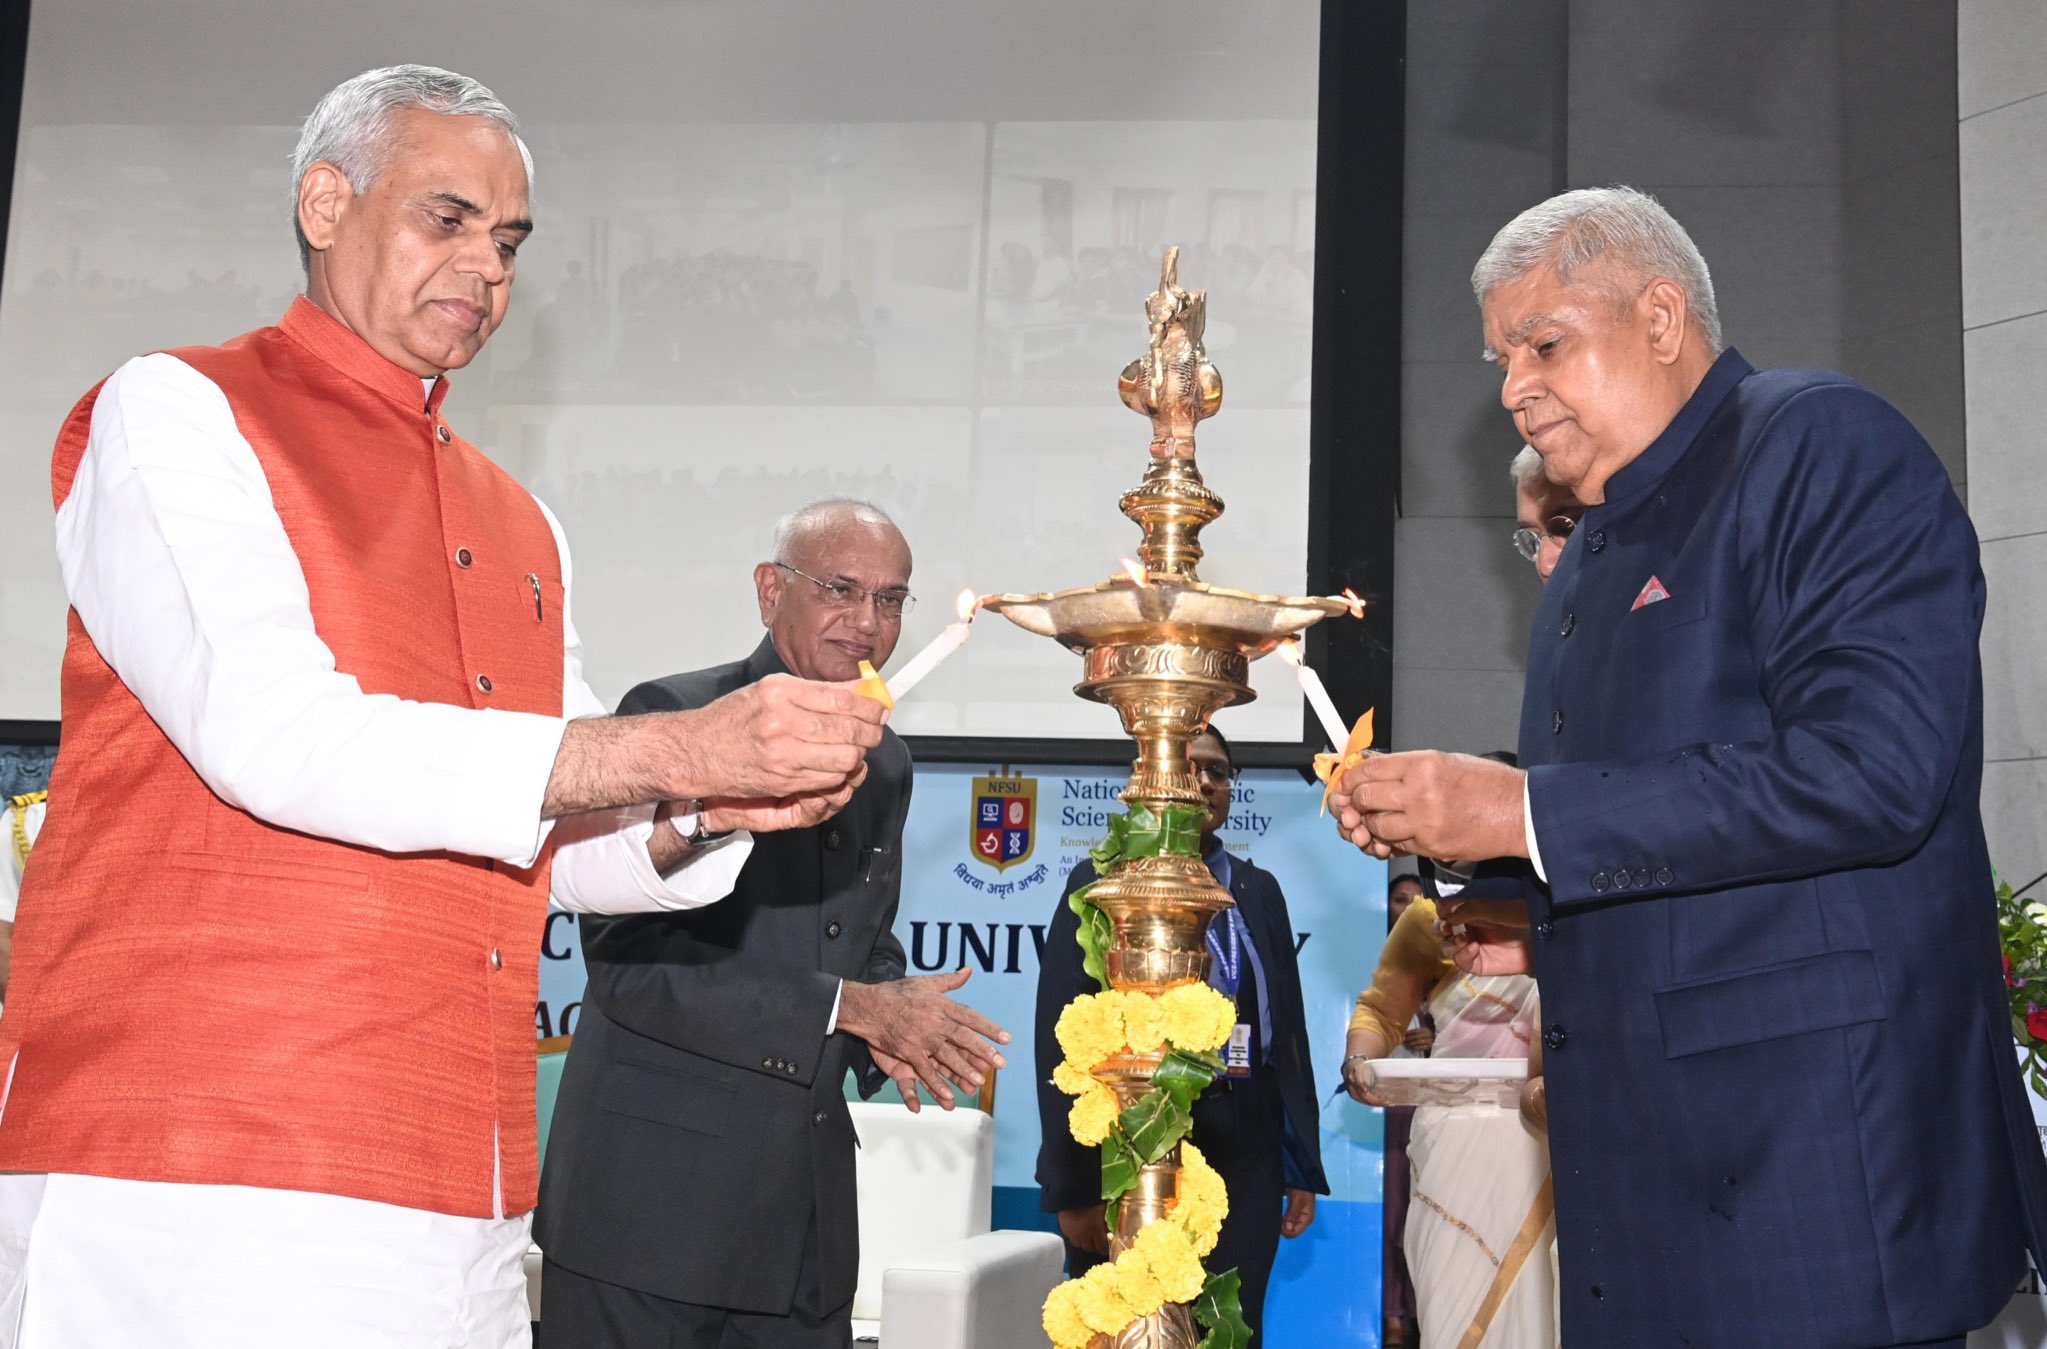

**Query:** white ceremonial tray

left=1360, top=1057, right=1528, bottom=1109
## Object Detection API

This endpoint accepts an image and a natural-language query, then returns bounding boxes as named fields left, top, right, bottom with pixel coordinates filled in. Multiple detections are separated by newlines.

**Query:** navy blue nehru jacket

left=1515, top=347, right=2047, bottom=1347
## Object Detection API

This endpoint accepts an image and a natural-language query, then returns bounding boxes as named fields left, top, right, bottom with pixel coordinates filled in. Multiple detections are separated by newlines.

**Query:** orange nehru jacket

left=0, top=298, right=564, bottom=1218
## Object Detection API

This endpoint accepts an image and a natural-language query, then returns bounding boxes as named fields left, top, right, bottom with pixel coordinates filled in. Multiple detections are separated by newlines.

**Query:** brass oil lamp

left=983, top=248, right=1347, bottom=1348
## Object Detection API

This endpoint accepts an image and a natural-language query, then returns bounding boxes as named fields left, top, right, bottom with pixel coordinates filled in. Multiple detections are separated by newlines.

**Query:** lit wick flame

left=955, top=588, right=979, bottom=622
left=1338, top=588, right=1365, bottom=620
left=1120, top=558, right=1151, bottom=589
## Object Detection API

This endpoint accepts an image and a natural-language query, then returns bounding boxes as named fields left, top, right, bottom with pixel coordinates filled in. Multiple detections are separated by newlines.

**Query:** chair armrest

left=878, top=1230, right=1066, bottom=1349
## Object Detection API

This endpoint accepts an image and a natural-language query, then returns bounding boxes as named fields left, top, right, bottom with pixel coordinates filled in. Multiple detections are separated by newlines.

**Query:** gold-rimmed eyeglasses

left=776, top=563, right=915, bottom=620
left=1510, top=514, right=1580, bottom=562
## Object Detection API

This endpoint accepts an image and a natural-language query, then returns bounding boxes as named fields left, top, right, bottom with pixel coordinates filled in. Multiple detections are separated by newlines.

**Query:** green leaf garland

left=1068, top=883, right=1113, bottom=993
left=1192, top=1269, right=1252, bottom=1349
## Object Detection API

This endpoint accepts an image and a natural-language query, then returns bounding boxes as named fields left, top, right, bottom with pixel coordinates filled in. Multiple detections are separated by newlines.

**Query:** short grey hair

left=1472, top=186, right=1721, bottom=353
left=770, top=498, right=903, bottom=567
left=290, top=65, right=533, bottom=270
left=1510, top=444, right=1544, bottom=485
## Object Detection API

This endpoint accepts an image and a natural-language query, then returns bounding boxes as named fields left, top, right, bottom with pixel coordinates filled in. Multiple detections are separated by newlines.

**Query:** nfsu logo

left=969, top=773, right=1036, bottom=873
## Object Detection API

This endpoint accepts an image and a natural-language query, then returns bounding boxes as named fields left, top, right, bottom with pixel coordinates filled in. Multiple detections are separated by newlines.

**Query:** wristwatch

left=675, top=799, right=734, bottom=848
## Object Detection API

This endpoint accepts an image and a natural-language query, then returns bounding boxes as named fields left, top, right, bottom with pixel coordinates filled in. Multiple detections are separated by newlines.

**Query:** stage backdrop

left=539, top=756, right=1389, bottom=1347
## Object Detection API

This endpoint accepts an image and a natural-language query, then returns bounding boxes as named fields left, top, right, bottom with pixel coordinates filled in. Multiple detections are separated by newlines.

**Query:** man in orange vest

left=0, top=65, right=885, bottom=1349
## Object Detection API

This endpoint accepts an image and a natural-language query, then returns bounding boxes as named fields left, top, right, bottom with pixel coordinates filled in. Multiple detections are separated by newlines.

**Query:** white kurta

left=0, top=798, right=43, bottom=925
left=0, top=350, right=759, bottom=1348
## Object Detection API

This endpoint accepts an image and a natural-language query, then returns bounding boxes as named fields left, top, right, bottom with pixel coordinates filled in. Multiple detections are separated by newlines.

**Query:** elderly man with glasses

left=1509, top=444, right=1584, bottom=582
left=536, top=498, right=1011, bottom=1349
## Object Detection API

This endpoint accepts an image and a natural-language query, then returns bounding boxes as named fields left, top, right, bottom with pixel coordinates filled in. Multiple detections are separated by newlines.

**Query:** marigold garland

left=1043, top=981, right=1238, bottom=1349
left=1038, top=1145, right=1230, bottom=1349
left=1051, top=984, right=1235, bottom=1089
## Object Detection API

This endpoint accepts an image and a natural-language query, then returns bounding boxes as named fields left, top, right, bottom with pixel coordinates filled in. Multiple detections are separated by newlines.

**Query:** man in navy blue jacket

left=1333, top=186, right=2047, bottom=1348
left=1035, top=725, right=1327, bottom=1340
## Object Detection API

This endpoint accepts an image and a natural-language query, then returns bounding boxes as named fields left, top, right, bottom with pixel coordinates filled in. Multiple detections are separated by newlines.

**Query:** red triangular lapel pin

left=1630, top=575, right=1671, bottom=611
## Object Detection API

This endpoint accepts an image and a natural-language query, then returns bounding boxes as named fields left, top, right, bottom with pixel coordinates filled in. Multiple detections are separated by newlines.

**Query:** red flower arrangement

left=2000, top=877, right=2047, bottom=1099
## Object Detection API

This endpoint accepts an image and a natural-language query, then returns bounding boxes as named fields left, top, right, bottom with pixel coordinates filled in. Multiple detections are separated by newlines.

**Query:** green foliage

left=1096, top=1052, right=1222, bottom=1203
left=1193, top=1269, right=1252, bottom=1349
left=1079, top=801, right=1227, bottom=1221
left=1998, top=876, right=2047, bottom=1100
left=1119, top=1088, right=1193, bottom=1167
left=1068, top=884, right=1113, bottom=992
left=1100, top=1143, right=1140, bottom=1203
left=1089, top=802, right=1206, bottom=870
left=1153, top=1048, right=1226, bottom=1113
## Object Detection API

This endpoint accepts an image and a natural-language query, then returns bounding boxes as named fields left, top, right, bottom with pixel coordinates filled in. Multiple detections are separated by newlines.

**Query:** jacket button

left=455, top=547, right=473, bottom=568
left=786, top=1062, right=799, bottom=1076
left=826, top=921, right=842, bottom=939
left=436, top=423, right=452, bottom=444
left=814, top=1110, right=827, bottom=1126
left=825, top=828, right=842, bottom=851
left=476, top=674, right=493, bottom=693
left=1612, top=868, right=1632, bottom=889
left=763, top=1058, right=775, bottom=1070
left=489, top=946, right=502, bottom=970
left=1655, top=867, right=1674, bottom=886
left=1590, top=871, right=1610, bottom=892
left=1560, top=612, right=1575, bottom=638
left=1543, top=1024, right=1567, bottom=1051
left=1535, top=919, right=1554, bottom=939
left=1551, top=708, right=1564, bottom=734
left=1586, top=530, right=1606, bottom=553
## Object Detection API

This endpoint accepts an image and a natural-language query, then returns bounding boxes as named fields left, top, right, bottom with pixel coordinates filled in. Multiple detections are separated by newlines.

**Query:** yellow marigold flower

left=1169, top=1140, right=1229, bottom=1254
left=1051, top=1059, right=1095, bottom=1098
left=1159, top=982, right=1236, bottom=1054
left=1118, top=988, right=1168, bottom=1055
left=1041, top=1280, right=1093, bottom=1349
left=1055, top=992, right=1126, bottom=1070
left=1068, top=1082, right=1122, bottom=1146
left=1075, top=1261, right=1138, bottom=1335
left=1109, top=1245, right=1169, bottom=1317
left=1177, top=1142, right=1228, bottom=1213
left=1134, top=1218, right=1208, bottom=1304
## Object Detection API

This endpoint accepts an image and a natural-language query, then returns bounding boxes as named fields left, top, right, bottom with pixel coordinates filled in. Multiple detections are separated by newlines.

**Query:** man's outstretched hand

left=838, top=968, right=1011, bottom=1110
left=544, top=673, right=887, bottom=820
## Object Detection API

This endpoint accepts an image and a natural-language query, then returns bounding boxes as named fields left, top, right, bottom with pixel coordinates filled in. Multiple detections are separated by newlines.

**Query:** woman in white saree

left=1345, top=896, right=1556, bottom=1349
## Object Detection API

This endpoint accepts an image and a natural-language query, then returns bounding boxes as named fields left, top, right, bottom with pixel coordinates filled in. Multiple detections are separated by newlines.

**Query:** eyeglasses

left=1510, top=514, right=1580, bottom=562
left=1193, top=761, right=1235, bottom=785
left=776, top=563, right=915, bottom=620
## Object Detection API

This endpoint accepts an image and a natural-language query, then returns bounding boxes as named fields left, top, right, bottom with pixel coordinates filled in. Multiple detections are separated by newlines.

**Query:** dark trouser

left=539, top=1206, right=849, bottom=1349
left=1060, top=1065, right=1288, bottom=1340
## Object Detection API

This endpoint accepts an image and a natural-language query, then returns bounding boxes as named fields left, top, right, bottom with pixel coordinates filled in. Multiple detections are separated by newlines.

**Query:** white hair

left=1472, top=186, right=1721, bottom=353
left=1510, top=444, right=1544, bottom=485
left=770, top=498, right=902, bottom=567
left=290, top=64, right=533, bottom=270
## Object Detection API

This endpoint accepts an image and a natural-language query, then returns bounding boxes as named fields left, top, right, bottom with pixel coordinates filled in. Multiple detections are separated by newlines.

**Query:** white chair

left=849, top=1100, right=1065, bottom=1348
